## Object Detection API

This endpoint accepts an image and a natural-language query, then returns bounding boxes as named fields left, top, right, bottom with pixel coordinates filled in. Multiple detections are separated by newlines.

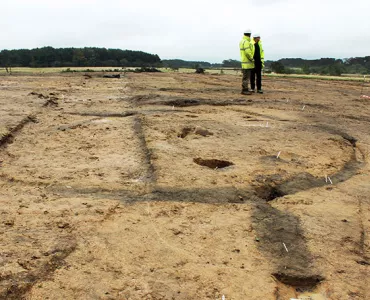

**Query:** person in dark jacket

left=250, top=33, right=265, bottom=94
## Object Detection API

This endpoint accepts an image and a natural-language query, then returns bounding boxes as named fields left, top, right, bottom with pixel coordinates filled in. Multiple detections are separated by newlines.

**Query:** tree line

left=162, top=59, right=222, bottom=69
left=265, top=57, right=370, bottom=76
left=1, top=46, right=369, bottom=76
left=163, top=57, right=370, bottom=75
left=0, top=47, right=161, bottom=68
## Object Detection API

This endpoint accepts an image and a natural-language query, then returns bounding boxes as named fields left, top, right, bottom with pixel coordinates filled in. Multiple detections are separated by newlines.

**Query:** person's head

left=243, top=29, right=251, bottom=37
left=253, top=33, right=261, bottom=42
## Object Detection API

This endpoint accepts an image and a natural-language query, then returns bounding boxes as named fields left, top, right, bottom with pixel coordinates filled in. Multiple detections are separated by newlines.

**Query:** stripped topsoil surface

left=0, top=72, right=369, bottom=300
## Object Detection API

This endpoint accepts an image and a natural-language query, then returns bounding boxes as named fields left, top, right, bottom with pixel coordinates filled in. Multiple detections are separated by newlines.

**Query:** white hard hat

left=243, top=29, right=251, bottom=34
left=253, top=33, right=260, bottom=38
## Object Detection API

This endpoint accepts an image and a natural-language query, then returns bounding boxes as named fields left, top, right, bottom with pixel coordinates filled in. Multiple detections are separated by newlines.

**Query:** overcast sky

left=2, top=0, right=370, bottom=62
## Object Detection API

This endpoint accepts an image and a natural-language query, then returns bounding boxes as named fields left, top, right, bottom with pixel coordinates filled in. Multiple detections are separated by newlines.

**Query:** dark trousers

left=251, top=65, right=262, bottom=90
left=242, top=69, right=252, bottom=91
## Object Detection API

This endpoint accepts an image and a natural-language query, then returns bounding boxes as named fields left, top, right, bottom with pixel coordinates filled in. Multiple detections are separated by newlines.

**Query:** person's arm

left=245, top=41, right=254, bottom=62
left=260, top=41, right=265, bottom=68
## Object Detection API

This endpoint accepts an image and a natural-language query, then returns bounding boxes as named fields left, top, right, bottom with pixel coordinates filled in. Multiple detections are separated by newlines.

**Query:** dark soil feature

left=28, top=92, right=49, bottom=99
left=255, top=185, right=286, bottom=201
left=66, top=111, right=137, bottom=118
left=194, top=128, right=213, bottom=137
left=132, top=95, right=254, bottom=107
left=158, top=87, right=189, bottom=92
left=0, top=240, right=77, bottom=300
left=0, top=116, right=36, bottom=148
left=254, top=157, right=363, bottom=201
left=178, top=127, right=213, bottom=138
left=278, top=173, right=322, bottom=195
left=255, top=127, right=364, bottom=203
left=315, top=124, right=358, bottom=146
left=43, top=97, right=58, bottom=107
left=127, top=94, right=162, bottom=105
left=150, top=187, right=253, bottom=204
left=253, top=172, right=319, bottom=201
left=165, top=98, right=252, bottom=107
left=339, top=114, right=370, bottom=123
left=252, top=202, right=323, bottom=289
left=178, top=127, right=195, bottom=138
left=356, top=260, right=370, bottom=266
left=167, top=98, right=202, bottom=107
left=193, top=158, right=234, bottom=169
left=332, top=157, right=365, bottom=184
left=103, top=74, right=120, bottom=78
left=272, top=272, right=324, bottom=288
left=132, top=115, right=156, bottom=183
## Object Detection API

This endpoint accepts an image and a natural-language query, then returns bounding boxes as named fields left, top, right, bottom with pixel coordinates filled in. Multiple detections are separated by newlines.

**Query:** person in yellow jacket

left=239, top=29, right=255, bottom=95
left=250, top=33, right=265, bottom=94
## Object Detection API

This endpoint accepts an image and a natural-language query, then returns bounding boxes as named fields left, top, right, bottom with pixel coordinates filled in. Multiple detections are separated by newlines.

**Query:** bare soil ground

left=0, top=72, right=369, bottom=300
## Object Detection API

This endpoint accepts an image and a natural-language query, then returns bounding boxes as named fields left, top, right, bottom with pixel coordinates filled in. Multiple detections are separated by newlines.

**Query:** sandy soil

left=0, top=71, right=369, bottom=300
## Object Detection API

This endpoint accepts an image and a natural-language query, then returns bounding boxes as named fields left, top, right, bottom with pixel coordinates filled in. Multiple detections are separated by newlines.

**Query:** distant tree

left=347, top=64, right=367, bottom=74
left=328, top=64, right=343, bottom=76
left=72, top=49, right=87, bottom=66
left=120, top=58, right=128, bottom=67
left=222, top=59, right=240, bottom=68
left=162, top=59, right=211, bottom=69
left=319, top=63, right=343, bottom=76
left=283, top=67, right=294, bottom=74
left=302, top=64, right=310, bottom=74
left=0, top=47, right=161, bottom=68
left=271, top=61, right=285, bottom=73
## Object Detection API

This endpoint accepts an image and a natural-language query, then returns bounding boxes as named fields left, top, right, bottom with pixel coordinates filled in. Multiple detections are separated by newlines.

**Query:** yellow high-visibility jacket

left=239, top=36, right=255, bottom=69
left=253, top=39, right=265, bottom=68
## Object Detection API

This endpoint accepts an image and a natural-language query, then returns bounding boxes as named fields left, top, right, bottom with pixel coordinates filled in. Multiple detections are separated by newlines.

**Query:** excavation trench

left=128, top=95, right=255, bottom=107
left=250, top=129, right=365, bottom=295
left=252, top=199, right=324, bottom=294
left=64, top=108, right=188, bottom=118
left=0, top=240, right=77, bottom=300
left=0, top=115, right=37, bottom=148
left=255, top=151, right=364, bottom=202
left=132, top=115, right=156, bottom=183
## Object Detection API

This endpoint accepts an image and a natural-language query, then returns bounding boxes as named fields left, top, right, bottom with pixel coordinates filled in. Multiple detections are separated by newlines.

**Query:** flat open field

left=0, top=71, right=369, bottom=300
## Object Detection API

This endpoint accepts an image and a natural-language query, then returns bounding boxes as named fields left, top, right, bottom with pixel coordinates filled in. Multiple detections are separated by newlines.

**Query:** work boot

left=241, top=90, right=252, bottom=95
left=257, top=89, right=263, bottom=94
